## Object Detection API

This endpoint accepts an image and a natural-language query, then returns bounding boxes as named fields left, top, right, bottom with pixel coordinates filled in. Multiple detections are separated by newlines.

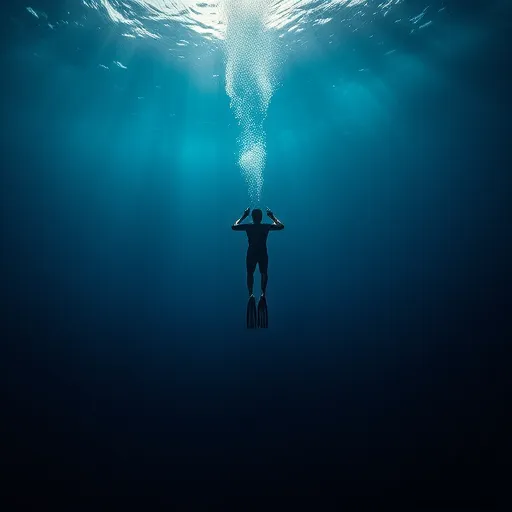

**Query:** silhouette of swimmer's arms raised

left=231, top=207, right=284, bottom=298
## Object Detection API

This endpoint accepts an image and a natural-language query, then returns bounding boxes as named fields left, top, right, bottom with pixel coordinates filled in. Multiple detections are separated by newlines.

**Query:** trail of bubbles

left=221, top=0, right=279, bottom=204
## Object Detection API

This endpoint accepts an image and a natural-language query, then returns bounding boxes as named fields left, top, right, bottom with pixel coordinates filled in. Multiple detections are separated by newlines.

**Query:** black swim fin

left=257, top=296, right=268, bottom=328
left=247, top=295, right=257, bottom=329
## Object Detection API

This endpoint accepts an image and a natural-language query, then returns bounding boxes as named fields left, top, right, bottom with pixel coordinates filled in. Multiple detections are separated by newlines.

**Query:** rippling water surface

left=80, top=0, right=439, bottom=41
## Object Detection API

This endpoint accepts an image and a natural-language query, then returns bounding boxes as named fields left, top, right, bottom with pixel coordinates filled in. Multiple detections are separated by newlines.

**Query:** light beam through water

left=72, top=0, right=440, bottom=203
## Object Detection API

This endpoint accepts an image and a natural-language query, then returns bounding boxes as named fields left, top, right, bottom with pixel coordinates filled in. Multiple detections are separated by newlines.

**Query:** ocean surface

left=2, top=0, right=510, bottom=505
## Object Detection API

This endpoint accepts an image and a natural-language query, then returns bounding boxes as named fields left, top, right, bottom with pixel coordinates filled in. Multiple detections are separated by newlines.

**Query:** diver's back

left=246, top=223, right=270, bottom=251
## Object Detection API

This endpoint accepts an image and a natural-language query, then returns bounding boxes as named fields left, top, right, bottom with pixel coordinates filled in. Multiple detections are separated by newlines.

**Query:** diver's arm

left=232, top=207, right=250, bottom=230
left=266, top=208, right=284, bottom=230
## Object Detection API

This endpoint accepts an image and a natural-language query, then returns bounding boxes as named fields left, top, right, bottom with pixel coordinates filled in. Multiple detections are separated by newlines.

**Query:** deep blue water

left=2, top=0, right=510, bottom=506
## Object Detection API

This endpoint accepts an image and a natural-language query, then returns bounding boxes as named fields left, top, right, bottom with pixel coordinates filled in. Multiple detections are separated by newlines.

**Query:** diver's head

left=251, top=208, right=263, bottom=224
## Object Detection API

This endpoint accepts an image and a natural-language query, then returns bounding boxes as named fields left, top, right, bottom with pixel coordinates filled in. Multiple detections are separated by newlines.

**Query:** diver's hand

left=243, top=207, right=251, bottom=218
left=266, top=207, right=274, bottom=218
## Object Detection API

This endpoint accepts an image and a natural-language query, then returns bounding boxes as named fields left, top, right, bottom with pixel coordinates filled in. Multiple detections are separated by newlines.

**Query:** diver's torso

left=245, top=224, right=269, bottom=253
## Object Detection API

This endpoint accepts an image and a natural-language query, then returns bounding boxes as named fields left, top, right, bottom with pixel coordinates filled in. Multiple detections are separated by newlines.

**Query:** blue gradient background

left=1, top=0, right=510, bottom=506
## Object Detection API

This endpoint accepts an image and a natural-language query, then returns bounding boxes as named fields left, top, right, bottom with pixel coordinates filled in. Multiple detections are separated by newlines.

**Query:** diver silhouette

left=232, top=207, right=284, bottom=328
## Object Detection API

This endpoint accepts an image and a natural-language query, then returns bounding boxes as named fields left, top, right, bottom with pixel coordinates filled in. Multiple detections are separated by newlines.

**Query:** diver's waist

left=247, top=246, right=267, bottom=253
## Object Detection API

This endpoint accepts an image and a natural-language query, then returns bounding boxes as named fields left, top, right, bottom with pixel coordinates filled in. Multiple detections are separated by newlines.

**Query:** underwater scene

left=2, top=0, right=510, bottom=505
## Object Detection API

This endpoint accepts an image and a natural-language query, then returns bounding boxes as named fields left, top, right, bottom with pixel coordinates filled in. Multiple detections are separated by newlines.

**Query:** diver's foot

left=257, top=295, right=268, bottom=328
left=247, top=295, right=257, bottom=329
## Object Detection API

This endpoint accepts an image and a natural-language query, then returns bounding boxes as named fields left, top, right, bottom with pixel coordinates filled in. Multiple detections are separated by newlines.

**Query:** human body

left=232, top=207, right=284, bottom=297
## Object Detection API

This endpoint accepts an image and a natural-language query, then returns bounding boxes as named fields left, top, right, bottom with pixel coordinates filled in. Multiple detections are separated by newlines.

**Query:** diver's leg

left=247, top=272, right=254, bottom=296
left=261, top=273, right=268, bottom=296
left=246, top=253, right=257, bottom=296
left=257, top=254, right=269, bottom=328
left=259, top=253, right=269, bottom=296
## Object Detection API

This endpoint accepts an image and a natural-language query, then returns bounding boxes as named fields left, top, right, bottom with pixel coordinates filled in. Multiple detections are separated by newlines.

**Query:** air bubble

left=222, top=0, right=279, bottom=204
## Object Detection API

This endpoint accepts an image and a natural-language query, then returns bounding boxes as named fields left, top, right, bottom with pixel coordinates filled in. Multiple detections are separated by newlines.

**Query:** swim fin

left=247, top=295, right=257, bottom=329
left=257, top=296, right=268, bottom=328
